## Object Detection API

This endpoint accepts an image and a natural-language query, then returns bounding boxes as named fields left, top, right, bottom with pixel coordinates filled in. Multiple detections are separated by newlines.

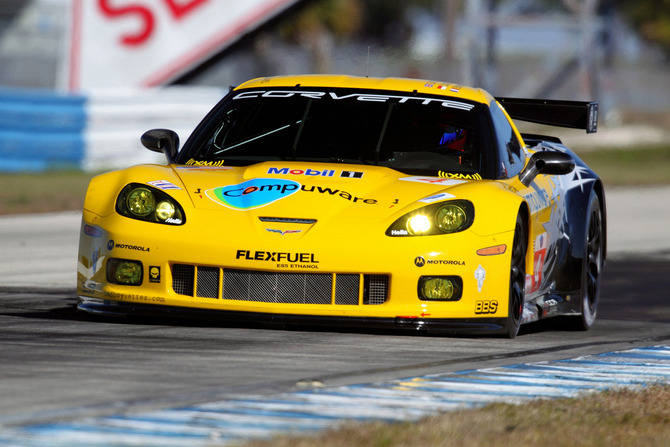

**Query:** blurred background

left=0, top=0, right=669, bottom=177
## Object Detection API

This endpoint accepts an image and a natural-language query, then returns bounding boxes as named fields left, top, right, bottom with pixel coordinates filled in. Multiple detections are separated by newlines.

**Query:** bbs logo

left=475, top=300, right=498, bottom=314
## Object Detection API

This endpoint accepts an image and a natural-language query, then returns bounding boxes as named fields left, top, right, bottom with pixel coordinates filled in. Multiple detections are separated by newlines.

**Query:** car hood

left=170, top=162, right=472, bottom=220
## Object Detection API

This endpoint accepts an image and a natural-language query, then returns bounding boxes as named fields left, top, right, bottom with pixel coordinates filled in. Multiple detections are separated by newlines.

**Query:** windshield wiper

left=214, top=121, right=300, bottom=155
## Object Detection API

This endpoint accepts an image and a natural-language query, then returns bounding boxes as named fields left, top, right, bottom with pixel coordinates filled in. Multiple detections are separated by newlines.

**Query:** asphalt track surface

left=1, top=186, right=669, bottom=443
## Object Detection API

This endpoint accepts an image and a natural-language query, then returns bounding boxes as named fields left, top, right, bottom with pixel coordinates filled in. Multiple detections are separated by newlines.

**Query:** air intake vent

left=258, top=217, right=317, bottom=224
left=171, top=264, right=389, bottom=306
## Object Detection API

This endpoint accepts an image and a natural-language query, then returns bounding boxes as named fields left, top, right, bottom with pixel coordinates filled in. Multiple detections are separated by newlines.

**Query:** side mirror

left=141, top=129, right=179, bottom=164
left=518, top=151, right=575, bottom=186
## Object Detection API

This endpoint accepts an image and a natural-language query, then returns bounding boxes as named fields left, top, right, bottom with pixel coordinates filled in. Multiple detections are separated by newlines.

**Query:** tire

left=574, top=191, right=604, bottom=330
left=505, top=213, right=526, bottom=338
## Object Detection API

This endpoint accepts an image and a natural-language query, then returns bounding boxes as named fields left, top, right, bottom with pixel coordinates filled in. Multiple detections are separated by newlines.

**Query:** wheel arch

left=591, top=179, right=607, bottom=262
left=517, top=201, right=531, bottom=271
left=551, top=179, right=604, bottom=298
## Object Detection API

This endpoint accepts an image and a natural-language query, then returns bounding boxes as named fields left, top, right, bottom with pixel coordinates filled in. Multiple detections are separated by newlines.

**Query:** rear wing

left=496, top=97, right=598, bottom=133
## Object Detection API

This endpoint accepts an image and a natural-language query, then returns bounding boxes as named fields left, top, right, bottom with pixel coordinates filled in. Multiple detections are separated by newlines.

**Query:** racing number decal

left=527, top=233, right=548, bottom=294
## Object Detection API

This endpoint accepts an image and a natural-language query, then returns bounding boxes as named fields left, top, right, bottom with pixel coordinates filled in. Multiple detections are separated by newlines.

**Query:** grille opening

left=197, top=266, right=220, bottom=298
left=171, top=264, right=389, bottom=305
left=223, top=269, right=332, bottom=304
left=258, top=217, right=317, bottom=224
left=335, top=274, right=359, bottom=305
left=364, top=275, right=389, bottom=305
left=172, top=264, right=194, bottom=296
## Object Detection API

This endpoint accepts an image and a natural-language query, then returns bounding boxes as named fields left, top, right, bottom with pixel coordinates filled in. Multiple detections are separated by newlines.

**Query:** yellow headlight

left=126, top=188, right=155, bottom=217
left=421, top=277, right=455, bottom=300
left=155, top=200, right=176, bottom=221
left=435, top=204, right=466, bottom=232
left=108, top=259, right=143, bottom=285
left=386, top=200, right=473, bottom=237
left=407, top=214, right=431, bottom=235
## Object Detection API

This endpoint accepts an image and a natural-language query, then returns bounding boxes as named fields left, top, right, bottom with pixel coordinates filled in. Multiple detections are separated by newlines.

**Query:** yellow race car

left=77, top=75, right=605, bottom=337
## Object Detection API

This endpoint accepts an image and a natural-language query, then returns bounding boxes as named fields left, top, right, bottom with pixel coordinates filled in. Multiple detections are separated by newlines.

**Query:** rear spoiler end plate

left=496, top=97, right=598, bottom=133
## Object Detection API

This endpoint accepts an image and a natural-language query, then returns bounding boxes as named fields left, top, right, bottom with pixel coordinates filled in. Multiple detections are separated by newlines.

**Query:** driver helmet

left=439, top=126, right=467, bottom=151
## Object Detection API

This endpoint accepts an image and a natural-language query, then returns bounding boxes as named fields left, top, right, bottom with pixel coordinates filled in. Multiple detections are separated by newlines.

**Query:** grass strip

left=238, top=385, right=670, bottom=447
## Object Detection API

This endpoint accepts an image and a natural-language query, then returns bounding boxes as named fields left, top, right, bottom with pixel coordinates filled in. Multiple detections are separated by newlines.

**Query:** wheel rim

left=584, top=206, right=602, bottom=315
left=509, top=220, right=525, bottom=328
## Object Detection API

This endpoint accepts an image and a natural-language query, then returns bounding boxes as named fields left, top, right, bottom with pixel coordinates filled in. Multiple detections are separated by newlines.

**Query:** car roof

left=234, top=75, right=495, bottom=105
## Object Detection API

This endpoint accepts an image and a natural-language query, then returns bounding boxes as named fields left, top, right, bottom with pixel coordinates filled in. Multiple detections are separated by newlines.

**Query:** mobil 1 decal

left=266, top=166, right=364, bottom=178
left=206, top=178, right=300, bottom=210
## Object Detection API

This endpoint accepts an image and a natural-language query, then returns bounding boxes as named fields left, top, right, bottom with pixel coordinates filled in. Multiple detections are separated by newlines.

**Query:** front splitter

left=78, top=296, right=508, bottom=336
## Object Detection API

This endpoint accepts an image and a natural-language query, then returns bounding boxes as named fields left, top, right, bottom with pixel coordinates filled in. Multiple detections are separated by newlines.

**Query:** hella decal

left=206, top=178, right=300, bottom=210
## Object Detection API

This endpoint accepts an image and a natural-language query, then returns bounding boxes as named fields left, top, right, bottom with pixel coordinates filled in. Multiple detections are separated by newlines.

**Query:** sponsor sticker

left=149, top=266, right=161, bottom=283
left=185, top=158, right=226, bottom=167
left=147, top=180, right=181, bottom=190
left=107, top=239, right=150, bottom=252
left=475, top=300, right=498, bottom=314
left=438, top=171, right=482, bottom=180
left=266, top=167, right=364, bottom=179
left=419, top=192, right=455, bottom=204
left=233, top=90, right=475, bottom=111
left=474, top=264, right=486, bottom=292
left=206, top=178, right=300, bottom=210
left=399, top=176, right=466, bottom=186
left=236, top=249, right=319, bottom=269
left=415, top=256, right=464, bottom=267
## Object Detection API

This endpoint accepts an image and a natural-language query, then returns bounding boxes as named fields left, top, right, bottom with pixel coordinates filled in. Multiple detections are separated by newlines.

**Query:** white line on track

left=2, top=345, right=670, bottom=446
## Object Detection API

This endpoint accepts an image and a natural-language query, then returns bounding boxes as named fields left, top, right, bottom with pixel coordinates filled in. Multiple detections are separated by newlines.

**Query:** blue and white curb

left=2, top=345, right=670, bottom=446
left=0, top=87, right=222, bottom=173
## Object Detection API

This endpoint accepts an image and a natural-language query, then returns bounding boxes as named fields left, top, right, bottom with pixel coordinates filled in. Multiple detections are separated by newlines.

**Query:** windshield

left=179, top=87, right=495, bottom=178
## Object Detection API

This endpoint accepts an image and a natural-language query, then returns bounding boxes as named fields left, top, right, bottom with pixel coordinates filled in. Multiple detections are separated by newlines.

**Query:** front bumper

left=77, top=208, right=515, bottom=327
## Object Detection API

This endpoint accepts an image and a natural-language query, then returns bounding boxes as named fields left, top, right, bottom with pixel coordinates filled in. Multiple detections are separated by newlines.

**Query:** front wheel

left=574, top=191, right=604, bottom=330
left=505, top=213, right=526, bottom=338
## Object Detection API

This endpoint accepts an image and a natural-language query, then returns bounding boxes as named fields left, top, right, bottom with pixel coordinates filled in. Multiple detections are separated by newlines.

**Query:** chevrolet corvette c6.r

left=77, top=75, right=605, bottom=337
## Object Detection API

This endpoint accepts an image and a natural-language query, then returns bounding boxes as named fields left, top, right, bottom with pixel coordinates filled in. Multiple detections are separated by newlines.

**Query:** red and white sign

left=68, top=0, right=299, bottom=90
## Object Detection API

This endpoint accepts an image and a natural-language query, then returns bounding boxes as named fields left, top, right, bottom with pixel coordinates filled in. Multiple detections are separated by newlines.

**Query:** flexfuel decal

left=206, top=178, right=300, bottom=210
left=236, top=249, right=319, bottom=269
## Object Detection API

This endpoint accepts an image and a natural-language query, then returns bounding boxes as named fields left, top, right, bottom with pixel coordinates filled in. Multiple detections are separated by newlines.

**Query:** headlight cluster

left=386, top=200, right=474, bottom=236
left=116, top=183, right=185, bottom=225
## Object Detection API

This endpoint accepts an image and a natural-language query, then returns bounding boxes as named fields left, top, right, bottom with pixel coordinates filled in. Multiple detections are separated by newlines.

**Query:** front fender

left=460, top=181, right=525, bottom=238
